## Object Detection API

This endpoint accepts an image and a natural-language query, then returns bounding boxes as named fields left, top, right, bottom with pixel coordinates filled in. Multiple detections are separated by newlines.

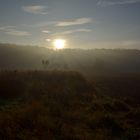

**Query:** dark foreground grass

left=0, top=70, right=140, bottom=140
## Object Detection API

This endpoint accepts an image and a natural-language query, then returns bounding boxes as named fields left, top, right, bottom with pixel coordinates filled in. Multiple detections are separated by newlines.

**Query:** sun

left=53, top=39, right=66, bottom=50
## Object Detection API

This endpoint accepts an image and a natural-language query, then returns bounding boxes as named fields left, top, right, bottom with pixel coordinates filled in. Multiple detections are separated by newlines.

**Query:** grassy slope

left=0, top=70, right=140, bottom=140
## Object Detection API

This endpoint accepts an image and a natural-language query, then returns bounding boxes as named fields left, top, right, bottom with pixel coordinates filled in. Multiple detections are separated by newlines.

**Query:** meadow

left=0, top=70, right=140, bottom=140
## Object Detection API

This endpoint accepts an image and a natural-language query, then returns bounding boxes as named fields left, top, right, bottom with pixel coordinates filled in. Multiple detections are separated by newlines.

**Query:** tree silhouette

left=42, top=60, right=49, bottom=69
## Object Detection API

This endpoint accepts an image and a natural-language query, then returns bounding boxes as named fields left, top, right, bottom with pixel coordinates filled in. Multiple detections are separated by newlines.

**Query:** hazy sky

left=0, top=0, right=140, bottom=49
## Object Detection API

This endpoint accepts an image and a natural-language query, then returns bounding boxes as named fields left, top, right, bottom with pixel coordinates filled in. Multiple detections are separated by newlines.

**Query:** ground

left=0, top=70, right=140, bottom=140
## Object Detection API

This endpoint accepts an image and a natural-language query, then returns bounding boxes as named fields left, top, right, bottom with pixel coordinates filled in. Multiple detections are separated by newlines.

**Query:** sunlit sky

left=0, top=0, right=140, bottom=49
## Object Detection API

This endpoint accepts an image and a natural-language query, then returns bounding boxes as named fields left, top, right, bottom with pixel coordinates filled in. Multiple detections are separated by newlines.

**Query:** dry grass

left=0, top=70, right=139, bottom=139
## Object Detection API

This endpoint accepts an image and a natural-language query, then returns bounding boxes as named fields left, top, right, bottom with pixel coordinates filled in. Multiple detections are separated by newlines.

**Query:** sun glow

left=53, top=39, right=66, bottom=50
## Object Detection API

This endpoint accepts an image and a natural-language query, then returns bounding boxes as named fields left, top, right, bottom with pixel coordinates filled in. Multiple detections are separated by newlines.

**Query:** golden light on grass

left=53, top=39, right=66, bottom=50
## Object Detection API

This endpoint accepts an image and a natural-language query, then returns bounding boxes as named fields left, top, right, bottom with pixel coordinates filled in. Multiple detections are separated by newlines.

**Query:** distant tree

left=42, top=60, right=49, bottom=69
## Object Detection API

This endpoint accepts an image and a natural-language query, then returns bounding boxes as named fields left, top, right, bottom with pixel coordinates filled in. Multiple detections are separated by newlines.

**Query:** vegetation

left=0, top=70, right=140, bottom=139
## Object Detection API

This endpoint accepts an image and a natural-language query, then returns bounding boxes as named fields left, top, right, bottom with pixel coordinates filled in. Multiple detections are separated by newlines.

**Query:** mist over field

left=0, top=43, right=140, bottom=139
left=1, top=0, right=140, bottom=139
left=0, top=43, right=140, bottom=74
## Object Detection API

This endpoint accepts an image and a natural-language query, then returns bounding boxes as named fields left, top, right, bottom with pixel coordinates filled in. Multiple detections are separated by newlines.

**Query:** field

left=0, top=70, right=140, bottom=140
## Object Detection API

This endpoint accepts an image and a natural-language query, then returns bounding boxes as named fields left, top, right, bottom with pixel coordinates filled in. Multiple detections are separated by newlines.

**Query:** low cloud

left=0, top=26, right=31, bottom=36
left=50, top=29, right=91, bottom=37
left=21, top=18, right=93, bottom=28
left=56, top=18, right=92, bottom=26
left=59, top=29, right=91, bottom=35
left=46, top=38, right=51, bottom=42
left=0, top=26, right=16, bottom=31
left=97, top=0, right=140, bottom=6
left=22, top=5, right=48, bottom=15
left=42, top=30, right=51, bottom=33
left=5, top=29, right=31, bottom=36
